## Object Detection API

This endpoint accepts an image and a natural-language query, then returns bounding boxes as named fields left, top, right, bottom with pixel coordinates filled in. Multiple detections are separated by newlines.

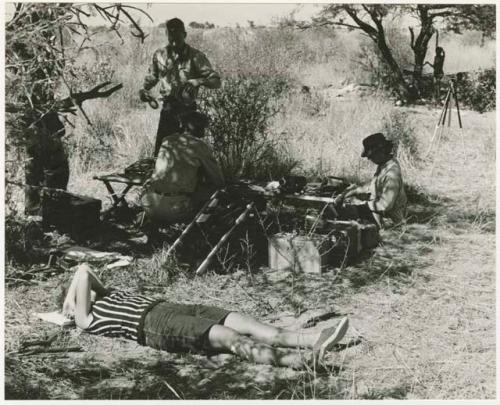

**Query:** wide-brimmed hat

left=361, top=133, right=393, bottom=157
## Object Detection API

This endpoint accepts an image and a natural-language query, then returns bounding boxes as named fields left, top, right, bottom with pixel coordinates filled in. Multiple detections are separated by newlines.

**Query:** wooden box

left=42, top=191, right=101, bottom=239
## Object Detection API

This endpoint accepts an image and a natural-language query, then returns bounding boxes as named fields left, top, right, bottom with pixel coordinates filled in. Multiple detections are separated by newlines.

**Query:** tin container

left=268, top=233, right=332, bottom=274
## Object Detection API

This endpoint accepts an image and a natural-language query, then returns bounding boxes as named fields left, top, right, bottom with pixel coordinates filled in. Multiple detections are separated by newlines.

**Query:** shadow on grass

left=5, top=350, right=348, bottom=400
left=233, top=187, right=453, bottom=304
left=404, top=185, right=449, bottom=225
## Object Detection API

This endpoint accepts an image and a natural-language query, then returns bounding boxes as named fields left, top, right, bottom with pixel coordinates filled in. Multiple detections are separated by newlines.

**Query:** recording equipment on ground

left=163, top=179, right=379, bottom=275
left=42, top=190, right=101, bottom=241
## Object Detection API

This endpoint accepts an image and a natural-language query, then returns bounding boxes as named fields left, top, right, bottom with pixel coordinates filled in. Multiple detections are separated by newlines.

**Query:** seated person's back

left=141, top=111, right=224, bottom=224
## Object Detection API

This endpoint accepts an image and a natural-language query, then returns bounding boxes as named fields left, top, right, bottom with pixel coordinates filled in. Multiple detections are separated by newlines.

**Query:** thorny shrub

left=199, top=75, right=298, bottom=181
left=62, top=57, right=115, bottom=94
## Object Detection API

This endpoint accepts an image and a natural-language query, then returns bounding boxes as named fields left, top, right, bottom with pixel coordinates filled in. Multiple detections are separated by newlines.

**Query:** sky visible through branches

left=4, top=3, right=320, bottom=27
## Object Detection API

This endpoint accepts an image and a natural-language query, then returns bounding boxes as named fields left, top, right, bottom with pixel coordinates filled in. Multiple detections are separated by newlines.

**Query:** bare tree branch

left=408, top=27, right=415, bottom=50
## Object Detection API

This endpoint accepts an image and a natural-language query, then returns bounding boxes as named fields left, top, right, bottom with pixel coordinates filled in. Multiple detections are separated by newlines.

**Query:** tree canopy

left=292, top=4, right=496, bottom=100
left=6, top=3, right=152, bottom=142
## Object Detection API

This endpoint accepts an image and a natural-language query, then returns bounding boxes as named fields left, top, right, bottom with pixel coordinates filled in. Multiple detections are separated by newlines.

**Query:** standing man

left=139, top=17, right=221, bottom=157
left=339, top=133, right=407, bottom=229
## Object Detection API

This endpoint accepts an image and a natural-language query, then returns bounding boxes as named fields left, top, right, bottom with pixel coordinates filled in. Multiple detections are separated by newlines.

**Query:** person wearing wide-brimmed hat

left=341, top=132, right=407, bottom=228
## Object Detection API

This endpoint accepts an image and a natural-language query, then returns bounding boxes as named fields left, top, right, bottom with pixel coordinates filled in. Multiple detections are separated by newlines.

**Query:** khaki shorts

left=141, top=191, right=195, bottom=224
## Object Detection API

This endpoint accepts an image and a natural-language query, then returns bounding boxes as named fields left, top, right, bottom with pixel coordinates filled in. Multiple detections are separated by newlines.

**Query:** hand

left=186, top=79, right=202, bottom=88
left=142, top=177, right=153, bottom=190
left=343, top=184, right=358, bottom=199
left=180, top=82, right=198, bottom=99
left=334, top=184, right=357, bottom=207
left=139, top=88, right=151, bottom=103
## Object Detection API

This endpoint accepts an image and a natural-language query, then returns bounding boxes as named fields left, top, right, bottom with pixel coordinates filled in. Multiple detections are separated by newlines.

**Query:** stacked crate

left=42, top=190, right=101, bottom=240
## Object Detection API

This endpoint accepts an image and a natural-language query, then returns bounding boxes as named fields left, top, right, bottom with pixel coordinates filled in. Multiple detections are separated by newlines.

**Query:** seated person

left=141, top=111, right=224, bottom=225
left=60, top=264, right=350, bottom=368
left=338, top=133, right=407, bottom=229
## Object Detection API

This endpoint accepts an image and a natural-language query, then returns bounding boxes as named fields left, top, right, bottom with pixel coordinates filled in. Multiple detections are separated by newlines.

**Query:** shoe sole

left=318, top=317, right=349, bottom=358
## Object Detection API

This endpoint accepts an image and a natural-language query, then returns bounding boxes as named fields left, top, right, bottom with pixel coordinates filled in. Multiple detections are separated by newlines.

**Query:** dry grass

left=4, top=25, right=496, bottom=399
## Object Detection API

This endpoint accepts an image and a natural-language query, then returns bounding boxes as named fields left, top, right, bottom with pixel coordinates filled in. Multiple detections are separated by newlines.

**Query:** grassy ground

left=4, top=101, right=495, bottom=399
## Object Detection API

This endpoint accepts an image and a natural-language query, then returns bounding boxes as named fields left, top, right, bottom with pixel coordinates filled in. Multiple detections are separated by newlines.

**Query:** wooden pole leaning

left=196, top=203, right=255, bottom=275
left=164, top=190, right=221, bottom=259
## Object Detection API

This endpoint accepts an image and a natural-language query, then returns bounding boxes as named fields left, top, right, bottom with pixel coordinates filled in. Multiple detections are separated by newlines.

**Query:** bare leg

left=207, top=324, right=314, bottom=368
left=223, top=312, right=320, bottom=348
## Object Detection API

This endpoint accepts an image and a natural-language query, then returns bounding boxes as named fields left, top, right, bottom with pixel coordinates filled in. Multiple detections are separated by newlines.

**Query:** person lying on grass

left=59, top=264, right=349, bottom=369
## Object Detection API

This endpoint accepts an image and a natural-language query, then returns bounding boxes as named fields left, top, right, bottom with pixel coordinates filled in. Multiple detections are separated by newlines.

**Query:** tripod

left=425, top=79, right=463, bottom=157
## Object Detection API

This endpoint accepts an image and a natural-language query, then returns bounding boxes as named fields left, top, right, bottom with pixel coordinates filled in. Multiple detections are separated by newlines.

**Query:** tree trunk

left=375, top=32, right=411, bottom=100
left=410, top=6, right=435, bottom=97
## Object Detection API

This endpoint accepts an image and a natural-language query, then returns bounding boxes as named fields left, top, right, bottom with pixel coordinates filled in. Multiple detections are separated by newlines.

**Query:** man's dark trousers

left=154, top=100, right=197, bottom=157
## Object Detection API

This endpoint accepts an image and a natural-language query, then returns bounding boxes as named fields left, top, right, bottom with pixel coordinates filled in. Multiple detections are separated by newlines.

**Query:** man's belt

left=161, top=96, right=197, bottom=110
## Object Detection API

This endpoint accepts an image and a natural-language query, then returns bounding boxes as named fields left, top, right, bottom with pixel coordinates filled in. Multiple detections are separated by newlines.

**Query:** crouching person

left=141, top=111, right=224, bottom=227
left=60, top=264, right=349, bottom=368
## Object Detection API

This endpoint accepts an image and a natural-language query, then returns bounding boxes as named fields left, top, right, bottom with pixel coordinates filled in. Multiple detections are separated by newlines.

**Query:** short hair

left=166, top=18, right=186, bottom=33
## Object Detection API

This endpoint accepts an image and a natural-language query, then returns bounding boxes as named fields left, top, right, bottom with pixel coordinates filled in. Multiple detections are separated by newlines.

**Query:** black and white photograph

left=3, top=1, right=496, bottom=400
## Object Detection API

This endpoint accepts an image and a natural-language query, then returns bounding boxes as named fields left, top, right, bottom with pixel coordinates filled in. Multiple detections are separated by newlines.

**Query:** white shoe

left=313, top=317, right=349, bottom=360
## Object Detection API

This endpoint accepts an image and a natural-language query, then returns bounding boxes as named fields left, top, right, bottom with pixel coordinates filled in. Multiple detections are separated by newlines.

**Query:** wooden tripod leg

left=441, top=86, right=452, bottom=126
left=436, top=86, right=453, bottom=147
left=451, top=81, right=466, bottom=157
left=164, top=190, right=221, bottom=259
left=426, top=87, right=451, bottom=157
left=451, top=81, right=463, bottom=129
left=196, top=203, right=254, bottom=275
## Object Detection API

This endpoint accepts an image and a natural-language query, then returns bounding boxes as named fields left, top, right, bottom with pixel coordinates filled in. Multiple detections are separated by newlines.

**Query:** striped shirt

left=85, top=290, right=160, bottom=344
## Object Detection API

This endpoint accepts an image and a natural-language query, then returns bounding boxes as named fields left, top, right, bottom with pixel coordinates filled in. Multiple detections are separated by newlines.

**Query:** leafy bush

left=455, top=69, right=495, bottom=113
left=199, top=75, right=298, bottom=181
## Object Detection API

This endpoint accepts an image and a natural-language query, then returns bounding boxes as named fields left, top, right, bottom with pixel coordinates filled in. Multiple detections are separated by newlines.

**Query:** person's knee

left=207, top=324, right=240, bottom=351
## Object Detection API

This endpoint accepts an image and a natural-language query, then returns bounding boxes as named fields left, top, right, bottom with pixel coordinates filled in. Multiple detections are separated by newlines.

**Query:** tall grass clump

left=272, top=94, right=395, bottom=182
left=199, top=75, right=298, bottom=181
left=380, top=109, right=420, bottom=169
